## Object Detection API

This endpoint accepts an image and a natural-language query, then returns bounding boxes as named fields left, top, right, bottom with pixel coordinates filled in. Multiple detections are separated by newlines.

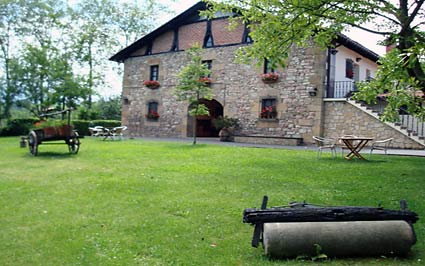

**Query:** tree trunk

left=192, top=115, right=197, bottom=145
left=397, top=0, right=425, bottom=90
left=243, top=207, right=418, bottom=224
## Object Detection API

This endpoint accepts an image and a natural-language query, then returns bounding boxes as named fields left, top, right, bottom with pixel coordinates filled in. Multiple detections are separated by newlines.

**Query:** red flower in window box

left=144, top=80, right=160, bottom=89
left=198, top=77, right=212, bottom=85
left=145, top=110, right=160, bottom=120
left=260, top=106, right=277, bottom=119
left=261, top=73, right=279, bottom=83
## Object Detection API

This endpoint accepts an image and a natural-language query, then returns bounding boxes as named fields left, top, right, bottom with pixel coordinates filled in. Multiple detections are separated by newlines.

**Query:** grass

left=0, top=136, right=424, bottom=266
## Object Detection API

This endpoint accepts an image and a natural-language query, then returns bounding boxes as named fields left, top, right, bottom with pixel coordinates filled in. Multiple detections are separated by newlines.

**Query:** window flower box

left=261, top=73, right=279, bottom=83
left=145, top=110, right=160, bottom=120
left=144, top=80, right=160, bottom=89
left=260, top=106, right=277, bottom=119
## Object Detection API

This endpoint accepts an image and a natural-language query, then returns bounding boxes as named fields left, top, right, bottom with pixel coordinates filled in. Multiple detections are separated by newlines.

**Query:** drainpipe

left=326, top=47, right=333, bottom=98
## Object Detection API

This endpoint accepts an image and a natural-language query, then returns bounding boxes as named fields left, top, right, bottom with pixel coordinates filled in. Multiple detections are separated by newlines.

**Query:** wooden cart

left=28, top=109, right=80, bottom=156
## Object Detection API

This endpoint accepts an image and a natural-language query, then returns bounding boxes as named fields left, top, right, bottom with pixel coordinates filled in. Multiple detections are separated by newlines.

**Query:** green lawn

left=0, top=136, right=424, bottom=266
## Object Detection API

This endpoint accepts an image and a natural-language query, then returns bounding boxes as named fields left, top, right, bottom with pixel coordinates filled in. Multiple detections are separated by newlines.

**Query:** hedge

left=0, top=119, right=122, bottom=136
left=0, top=118, right=38, bottom=136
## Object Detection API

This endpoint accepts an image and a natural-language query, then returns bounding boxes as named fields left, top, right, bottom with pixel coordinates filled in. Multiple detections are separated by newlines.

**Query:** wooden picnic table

left=339, top=136, right=373, bottom=160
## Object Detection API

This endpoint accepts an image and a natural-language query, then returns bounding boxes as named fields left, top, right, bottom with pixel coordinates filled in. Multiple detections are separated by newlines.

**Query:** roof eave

left=336, top=33, right=380, bottom=63
left=109, top=1, right=206, bottom=62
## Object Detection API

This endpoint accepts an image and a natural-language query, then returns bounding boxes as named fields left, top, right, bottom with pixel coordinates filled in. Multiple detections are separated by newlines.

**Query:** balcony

left=325, top=81, right=357, bottom=98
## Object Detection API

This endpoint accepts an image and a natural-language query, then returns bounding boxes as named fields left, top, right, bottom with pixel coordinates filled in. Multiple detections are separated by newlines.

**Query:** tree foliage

left=69, top=0, right=165, bottom=107
left=204, top=0, right=425, bottom=120
left=0, top=0, right=164, bottom=121
left=175, top=45, right=213, bottom=145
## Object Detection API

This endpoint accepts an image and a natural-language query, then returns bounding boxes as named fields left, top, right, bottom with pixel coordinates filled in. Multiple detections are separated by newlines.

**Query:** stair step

left=349, top=99, right=425, bottom=148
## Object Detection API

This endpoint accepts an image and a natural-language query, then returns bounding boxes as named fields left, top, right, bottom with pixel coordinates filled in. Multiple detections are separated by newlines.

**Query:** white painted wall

left=333, top=46, right=378, bottom=82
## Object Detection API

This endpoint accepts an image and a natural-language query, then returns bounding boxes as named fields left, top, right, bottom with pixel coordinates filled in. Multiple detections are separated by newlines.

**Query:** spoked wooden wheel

left=28, top=131, right=38, bottom=156
left=68, top=132, right=80, bottom=154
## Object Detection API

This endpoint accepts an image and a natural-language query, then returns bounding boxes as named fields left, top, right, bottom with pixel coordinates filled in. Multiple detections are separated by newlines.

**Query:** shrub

left=0, top=119, right=122, bottom=136
left=70, top=120, right=91, bottom=136
left=0, top=118, right=38, bottom=136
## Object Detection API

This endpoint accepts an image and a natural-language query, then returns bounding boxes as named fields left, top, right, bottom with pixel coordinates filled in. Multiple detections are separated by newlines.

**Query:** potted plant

left=143, top=80, right=160, bottom=89
left=198, top=77, right=212, bottom=85
left=34, top=120, right=71, bottom=138
left=213, top=116, right=240, bottom=142
left=261, top=72, right=279, bottom=83
left=145, top=110, right=160, bottom=120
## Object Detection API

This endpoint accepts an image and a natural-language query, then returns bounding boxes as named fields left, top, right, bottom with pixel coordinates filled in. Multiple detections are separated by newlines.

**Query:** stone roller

left=263, top=220, right=416, bottom=258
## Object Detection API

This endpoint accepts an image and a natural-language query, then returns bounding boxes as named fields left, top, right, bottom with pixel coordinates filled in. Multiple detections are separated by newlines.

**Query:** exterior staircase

left=346, top=99, right=425, bottom=148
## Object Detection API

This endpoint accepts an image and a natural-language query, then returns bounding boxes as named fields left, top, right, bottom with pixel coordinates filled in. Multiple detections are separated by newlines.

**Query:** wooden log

left=243, top=206, right=418, bottom=224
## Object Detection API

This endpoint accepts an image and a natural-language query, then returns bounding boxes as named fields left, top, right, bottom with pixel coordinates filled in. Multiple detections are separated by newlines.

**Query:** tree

left=175, top=45, right=213, bottom=145
left=71, top=0, right=163, bottom=108
left=70, top=0, right=117, bottom=109
left=0, top=0, right=69, bottom=119
left=94, top=96, right=122, bottom=120
left=12, top=43, right=87, bottom=117
left=0, top=0, right=28, bottom=122
left=112, top=1, right=159, bottom=47
left=204, top=0, right=425, bottom=120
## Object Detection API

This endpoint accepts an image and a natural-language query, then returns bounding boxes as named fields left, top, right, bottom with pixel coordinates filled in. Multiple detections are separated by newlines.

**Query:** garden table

left=339, top=136, right=373, bottom=160
left=102, top=128, right=114, bottom=140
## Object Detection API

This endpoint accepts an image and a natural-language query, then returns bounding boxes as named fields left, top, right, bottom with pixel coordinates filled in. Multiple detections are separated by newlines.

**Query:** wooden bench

left=234, top=135, right=303, bottom=146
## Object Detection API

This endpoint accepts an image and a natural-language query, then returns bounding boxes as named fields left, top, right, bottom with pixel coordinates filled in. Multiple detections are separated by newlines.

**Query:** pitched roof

left=110, top=1, right=380, bottom=63
left=110, top=2, right=207, bottom=62
left=336, top=33, right=380, bottom=62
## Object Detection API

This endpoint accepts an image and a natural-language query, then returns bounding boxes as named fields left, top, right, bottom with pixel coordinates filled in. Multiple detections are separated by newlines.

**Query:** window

left=171, top=29, right=179, bottom=51
left=260, top=98, right=277, bottom=119
left=366, top=69, right=371, bottom=81
left=204, top=35, right=213, bottom=48
left=345, top=59, right=354, bottom=79
left=150, top=65, right=159, bottom=81
left=145, top=43, right=152, bottom=55
left=146, top=101, right=159, bottom=120
left=264, top=59, right=274, bottom=74
left=243, top=26, right=252, bottom=43
left=202, top=60, right=212, bottom=77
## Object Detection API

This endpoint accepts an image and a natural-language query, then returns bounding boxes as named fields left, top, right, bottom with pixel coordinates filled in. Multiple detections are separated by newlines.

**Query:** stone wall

left=323, top=100, right=424, bottom=149
left=121, top=43, right=327, bottom=141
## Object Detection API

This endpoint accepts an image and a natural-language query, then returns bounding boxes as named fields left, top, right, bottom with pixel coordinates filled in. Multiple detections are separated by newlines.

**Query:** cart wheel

left=28, top=131, right=38, bottom=156
left=68, top=132, right=80, bottom=154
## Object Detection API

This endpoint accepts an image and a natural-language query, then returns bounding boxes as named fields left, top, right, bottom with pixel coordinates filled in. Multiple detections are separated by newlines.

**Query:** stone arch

left=187, top=99, right=223, bottom=137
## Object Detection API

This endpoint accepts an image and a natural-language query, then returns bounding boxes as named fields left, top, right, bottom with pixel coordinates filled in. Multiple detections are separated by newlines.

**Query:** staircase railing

left=398, top=113, right=425, bottom=139
left=355, top=100, right=425, bottom=141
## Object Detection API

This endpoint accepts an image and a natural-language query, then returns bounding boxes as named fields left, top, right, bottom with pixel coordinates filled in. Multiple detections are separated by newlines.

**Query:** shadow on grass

left=25, top=151, right=77, bottom=159
left=163, top=143, right=210, bottom=150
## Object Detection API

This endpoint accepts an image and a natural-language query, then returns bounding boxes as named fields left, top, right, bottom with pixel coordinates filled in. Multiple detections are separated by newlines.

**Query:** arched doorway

left=187, top=99, right=223, bottom=137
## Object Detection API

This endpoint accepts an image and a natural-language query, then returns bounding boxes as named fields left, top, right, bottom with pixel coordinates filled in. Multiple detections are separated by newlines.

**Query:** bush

left=0, top=118, right=122, bottom=136
left=72, top=120, right=91, bottom=136
left=0, top=118, right=38, bottom=136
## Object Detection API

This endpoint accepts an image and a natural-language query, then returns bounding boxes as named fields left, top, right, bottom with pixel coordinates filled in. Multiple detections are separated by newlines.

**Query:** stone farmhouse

left=110, top=2, right=424, bottom=149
